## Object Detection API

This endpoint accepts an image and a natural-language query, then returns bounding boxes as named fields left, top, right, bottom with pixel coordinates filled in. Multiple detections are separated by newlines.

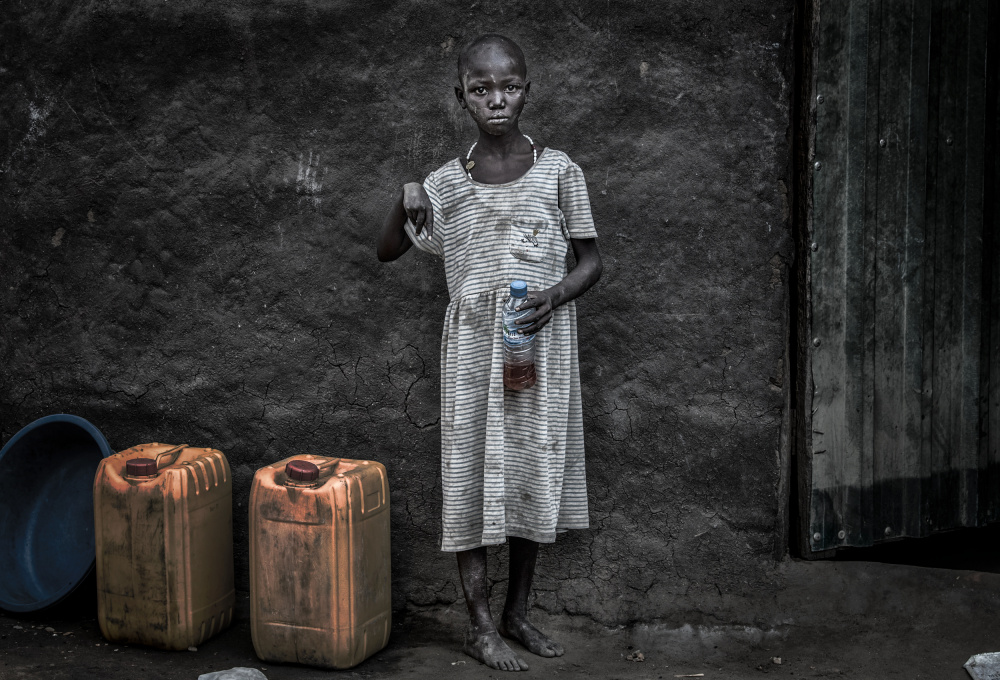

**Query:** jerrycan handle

left=154, top=443, right=189, bottom=470
left=314, top=458, right=341, bottom=479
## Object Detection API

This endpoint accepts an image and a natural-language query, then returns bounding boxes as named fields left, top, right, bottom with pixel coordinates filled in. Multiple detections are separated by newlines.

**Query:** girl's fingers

left=515, top=293, right=554, bottom=332
left=518, top=306, right=551, bottom=328
left=516, top=296, right=551, bottom=319
left=516, top=308, right=544, bottom=326
left=521, top=311, right=552, bottom=334
left=515, top=295, right=546, bottom=312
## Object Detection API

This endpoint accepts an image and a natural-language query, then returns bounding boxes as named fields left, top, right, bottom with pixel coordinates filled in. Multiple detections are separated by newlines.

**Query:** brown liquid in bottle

left=504, top=362, right=536, bottom=390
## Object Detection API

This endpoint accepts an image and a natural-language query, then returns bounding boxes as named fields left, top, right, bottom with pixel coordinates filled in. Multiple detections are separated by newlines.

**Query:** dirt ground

left=2, top=560, right=998, bottom=680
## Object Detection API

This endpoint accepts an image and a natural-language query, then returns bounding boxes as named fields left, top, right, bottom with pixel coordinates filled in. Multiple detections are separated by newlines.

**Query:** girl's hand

left=514, top=290, right=556, bottom=335
left=402, top=182, right=434, bottom=238
left=501, top=238, right=602, bottom=330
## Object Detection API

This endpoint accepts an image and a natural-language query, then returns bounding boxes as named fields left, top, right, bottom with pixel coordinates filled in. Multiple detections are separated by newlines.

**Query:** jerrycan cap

left=126, top=458, right=157, bottom=477
left=285, top=460, right=319, bottom=482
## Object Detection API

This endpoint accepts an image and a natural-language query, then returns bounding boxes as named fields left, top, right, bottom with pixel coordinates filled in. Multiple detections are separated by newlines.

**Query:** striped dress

left=404, top=148, right=598, bottom=552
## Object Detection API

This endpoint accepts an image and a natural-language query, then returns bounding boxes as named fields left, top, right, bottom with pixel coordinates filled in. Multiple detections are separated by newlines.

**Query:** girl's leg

left=457, top=547, right=529, bottom=672
left=498, top=537, right=565, bottom=657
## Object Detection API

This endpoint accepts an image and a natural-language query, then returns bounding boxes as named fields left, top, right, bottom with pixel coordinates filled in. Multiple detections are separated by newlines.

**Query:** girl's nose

left=488, top=91, right=505, bottom=108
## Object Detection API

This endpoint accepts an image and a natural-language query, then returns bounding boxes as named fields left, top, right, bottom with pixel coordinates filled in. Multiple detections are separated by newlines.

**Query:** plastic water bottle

left=502, top=280, right=537, bottom=390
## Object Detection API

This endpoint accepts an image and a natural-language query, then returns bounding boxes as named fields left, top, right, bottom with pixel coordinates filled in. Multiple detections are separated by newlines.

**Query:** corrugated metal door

left=801, top=0, right=998, bottom=554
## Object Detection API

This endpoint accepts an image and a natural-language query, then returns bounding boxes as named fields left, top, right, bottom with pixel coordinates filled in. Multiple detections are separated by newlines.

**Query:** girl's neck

left=475, top=127, right=529, bottom=157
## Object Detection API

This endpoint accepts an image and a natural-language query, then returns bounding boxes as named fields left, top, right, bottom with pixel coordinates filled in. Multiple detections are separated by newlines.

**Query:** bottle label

left=502, top=311, right=532, bottom=346
left=503, top=325, right=531, bottom=345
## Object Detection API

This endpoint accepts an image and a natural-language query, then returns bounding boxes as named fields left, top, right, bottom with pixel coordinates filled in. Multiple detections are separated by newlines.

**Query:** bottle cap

left=126, top=458, right=157, bottom=477
left=285, top=460, right=320, bottom=482
left=510, top=280, right=528, bottom=298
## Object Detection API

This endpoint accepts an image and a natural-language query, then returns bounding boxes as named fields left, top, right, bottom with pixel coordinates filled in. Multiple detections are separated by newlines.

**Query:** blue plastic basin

left=0, top=414, right=113, bottom=612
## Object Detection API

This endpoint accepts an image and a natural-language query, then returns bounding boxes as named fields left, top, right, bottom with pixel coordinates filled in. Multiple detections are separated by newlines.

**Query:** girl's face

left=456, top=47, right=530, bottom=137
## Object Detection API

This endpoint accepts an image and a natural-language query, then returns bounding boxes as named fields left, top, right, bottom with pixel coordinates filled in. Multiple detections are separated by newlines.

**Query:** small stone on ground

left=198, top=668, right=268, bottom=680
left=965, top=652, right=1000, bottom=680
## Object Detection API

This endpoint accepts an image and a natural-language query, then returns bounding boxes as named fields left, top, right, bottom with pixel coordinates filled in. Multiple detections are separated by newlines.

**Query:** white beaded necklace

left=465, top=134, right=536, bottom=175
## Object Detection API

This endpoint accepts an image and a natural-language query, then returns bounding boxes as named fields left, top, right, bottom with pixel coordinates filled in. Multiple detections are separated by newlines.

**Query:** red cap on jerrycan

left=285, top=460, right=319, bottom=482
left=126, top=458, right=157, bottom=476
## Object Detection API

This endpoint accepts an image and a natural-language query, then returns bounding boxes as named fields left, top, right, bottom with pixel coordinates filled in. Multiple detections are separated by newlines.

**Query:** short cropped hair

left=457, top=34, right=527, bottom=84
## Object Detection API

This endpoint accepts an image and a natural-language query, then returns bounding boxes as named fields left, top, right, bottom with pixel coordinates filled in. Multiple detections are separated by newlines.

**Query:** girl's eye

left=505, top=84, right=519, bottom=92
left=474, top=87, right=487, bottom=95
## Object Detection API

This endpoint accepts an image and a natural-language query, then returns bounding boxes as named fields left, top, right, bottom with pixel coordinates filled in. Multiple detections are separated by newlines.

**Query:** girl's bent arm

left=377, top=182, right=434, bottom=262
left=516, top=238, right=603, bottom=334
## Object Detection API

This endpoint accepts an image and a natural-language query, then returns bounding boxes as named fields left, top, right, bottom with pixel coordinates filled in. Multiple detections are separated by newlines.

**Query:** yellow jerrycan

left=94, top=443, right=235, bottom=650
left=249, top=455, right=391, bottom=669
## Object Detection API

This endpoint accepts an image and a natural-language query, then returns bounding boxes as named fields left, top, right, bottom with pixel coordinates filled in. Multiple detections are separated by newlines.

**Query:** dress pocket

left=509, top=218, right=550, bottom=263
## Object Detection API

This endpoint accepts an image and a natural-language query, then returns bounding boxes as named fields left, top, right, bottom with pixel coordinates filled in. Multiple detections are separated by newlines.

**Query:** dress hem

left=439, top=523, right=590, bottom=553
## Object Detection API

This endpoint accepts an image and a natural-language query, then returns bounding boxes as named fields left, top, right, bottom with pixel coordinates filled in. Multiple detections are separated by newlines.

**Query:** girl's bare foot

left=498, top=614, right=565, bottom=658
left=464, top=625, right=530, bottom=671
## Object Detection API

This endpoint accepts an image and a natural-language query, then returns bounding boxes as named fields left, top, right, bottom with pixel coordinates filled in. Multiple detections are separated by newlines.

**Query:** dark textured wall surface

left=0, top=0, right=794, bottom=625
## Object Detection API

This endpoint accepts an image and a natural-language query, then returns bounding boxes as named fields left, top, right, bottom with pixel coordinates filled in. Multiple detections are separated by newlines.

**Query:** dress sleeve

left=558, top=161, right=599, bottom=240
left=402, top=169, right=445, bottom=258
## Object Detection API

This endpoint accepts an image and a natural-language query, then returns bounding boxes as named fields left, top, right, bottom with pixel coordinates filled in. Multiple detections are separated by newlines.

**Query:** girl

left=377, top=34, right=602, bottom=672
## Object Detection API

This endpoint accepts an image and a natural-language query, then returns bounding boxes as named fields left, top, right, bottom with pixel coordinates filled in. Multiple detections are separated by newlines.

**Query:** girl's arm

left=515, top=238, right=603, bottom=334
left=376, top=182, right=434, bottom=262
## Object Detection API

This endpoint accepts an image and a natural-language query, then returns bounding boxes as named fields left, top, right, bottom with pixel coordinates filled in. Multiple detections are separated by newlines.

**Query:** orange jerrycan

left=250, top=455, right=391, bottom=669
left=94, top=443, right=235, bottom=650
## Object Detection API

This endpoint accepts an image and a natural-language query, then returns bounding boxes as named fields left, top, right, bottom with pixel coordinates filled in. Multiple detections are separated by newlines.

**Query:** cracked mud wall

left=0, top=1, right=794, bottom=624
